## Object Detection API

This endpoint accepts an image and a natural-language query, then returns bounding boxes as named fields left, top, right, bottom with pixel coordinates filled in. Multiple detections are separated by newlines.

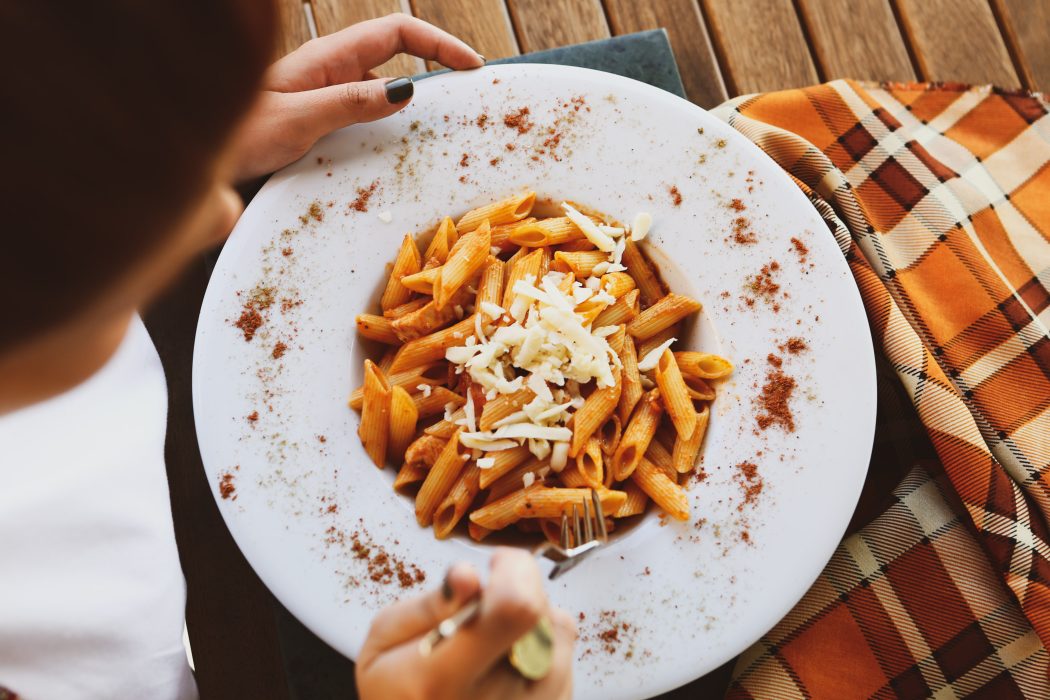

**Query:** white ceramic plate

left=193, top=64, right=875, bottom=699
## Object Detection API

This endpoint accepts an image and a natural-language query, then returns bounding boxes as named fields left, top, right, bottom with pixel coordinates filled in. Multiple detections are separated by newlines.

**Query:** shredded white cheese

left=637, top=337, right=678, bottom=372
left=522, top=471, right=536, bottom=488
left=562, top=202, right=615, bottom=252
left=476, top=457, right=495, bottom=469
left=631, top=212, right=652, bottom=241
left=417, top=384, right=433, bottom=397
left=377, top=211, right=393, bottom=223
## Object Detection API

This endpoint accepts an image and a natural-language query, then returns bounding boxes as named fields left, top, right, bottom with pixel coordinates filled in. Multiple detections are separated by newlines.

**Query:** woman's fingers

left=286, top=75, right=416, bottom=143
left=359, top=562, right=480, bottom=663
left=428, top=548, right=548, bottom=686
left=524, top=606, right=576, bottom=699
left=267, top=13, right=483, bottom=91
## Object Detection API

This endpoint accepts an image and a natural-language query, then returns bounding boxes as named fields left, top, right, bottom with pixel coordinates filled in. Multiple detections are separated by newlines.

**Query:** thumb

left=358, top=561, right=480, bottom=661
left=289, top=76, right=414, bottom=142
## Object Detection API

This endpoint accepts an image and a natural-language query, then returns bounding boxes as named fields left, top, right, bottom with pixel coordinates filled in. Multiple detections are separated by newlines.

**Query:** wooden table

left=145, top=1, right=1049, bottom=697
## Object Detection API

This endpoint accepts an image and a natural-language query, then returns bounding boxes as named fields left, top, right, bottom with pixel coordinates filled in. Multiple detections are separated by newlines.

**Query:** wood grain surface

left=145, top=261, right=291, bottom=700
left=311, top=0, right=423, bottom=78
left=798, top=0, right=915, bottom=82
left=701, top=0, right=819, bottom=95
left=410, top=0, right=520, bottom=69
left=275, top=0, right=312, bottom=57
left=894, top=0, right=1019, bottom=87
left=603, top=0, right=728, bottom=108
left=506, top=0, right=609, bottom=52
left=992, top=0, right=1050, bottom=91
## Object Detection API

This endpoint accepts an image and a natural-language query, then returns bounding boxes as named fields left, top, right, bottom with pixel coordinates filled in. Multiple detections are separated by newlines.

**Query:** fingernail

left=441, top=570, right=453, bottom=601
left=477, top=53, right=486, bottom=64
left=384, top=77, right=413, bottom=104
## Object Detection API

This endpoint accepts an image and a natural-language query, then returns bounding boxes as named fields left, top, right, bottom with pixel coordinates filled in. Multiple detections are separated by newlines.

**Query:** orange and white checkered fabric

left=714, top=82, right=1050, bottom=698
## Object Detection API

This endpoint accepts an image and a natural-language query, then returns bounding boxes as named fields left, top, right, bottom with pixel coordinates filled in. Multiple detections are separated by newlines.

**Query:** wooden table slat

left=701, top=0, right=820, bottom=96
left=797, top=0, right=916, bottom=82
left=145, top=263, right=291, bottom=700
left=991, top=0, right=1050, bottom=91
left=506, top=0, right=610, bottom=53
left=275, top=0, right=313, bottom=57
left=892, top=0, right=1019, bottom=88
left=310, top=0, right=423, bottom=78
left=602, top=0, right=728, bottom=108
left=410, top=0, right=520, bottom=70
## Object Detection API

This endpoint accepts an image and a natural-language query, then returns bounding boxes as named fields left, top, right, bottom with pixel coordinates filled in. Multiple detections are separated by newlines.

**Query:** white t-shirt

left=0, top=317, right=197, bottom=700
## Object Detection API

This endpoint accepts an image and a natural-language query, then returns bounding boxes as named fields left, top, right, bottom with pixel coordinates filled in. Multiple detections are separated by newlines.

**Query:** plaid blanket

left=714, top=82, right=1050, bottom=698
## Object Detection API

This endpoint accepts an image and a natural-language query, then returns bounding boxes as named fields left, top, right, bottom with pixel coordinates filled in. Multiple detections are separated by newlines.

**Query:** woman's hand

left=233, top=13, right=484, bottom=180
left=357, top=549, right=576, bottom=700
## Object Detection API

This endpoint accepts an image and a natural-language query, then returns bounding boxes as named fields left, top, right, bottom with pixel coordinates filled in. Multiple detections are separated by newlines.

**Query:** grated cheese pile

left=444, top=202, right=652, bottom=467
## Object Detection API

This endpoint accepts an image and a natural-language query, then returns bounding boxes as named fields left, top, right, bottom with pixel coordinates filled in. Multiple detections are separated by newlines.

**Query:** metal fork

left=418, top=489, right=607, bottom=659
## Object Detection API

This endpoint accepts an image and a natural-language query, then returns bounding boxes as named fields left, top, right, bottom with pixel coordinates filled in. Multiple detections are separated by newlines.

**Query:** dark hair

left=0, top=1, right=275, bottom=350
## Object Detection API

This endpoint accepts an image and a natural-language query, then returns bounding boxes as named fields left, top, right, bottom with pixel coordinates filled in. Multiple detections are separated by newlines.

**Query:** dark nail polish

left=477, top=54, right=486, bottom=64
left=385, top=77, right=413, bottom=104
left=441, top=572, right=453, bottom=601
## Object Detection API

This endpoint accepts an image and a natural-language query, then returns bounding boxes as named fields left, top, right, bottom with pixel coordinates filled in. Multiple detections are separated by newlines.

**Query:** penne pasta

left=415, top=428, right=469, bottom=526
left=600, top=272, right=637, bottom=299
left=434, top=221, right=491, bottom=309
left=612, top=389, right=663, bottom=480
left=358, top=360, right=391, bottom=468
left=388, top=386, right=419, bottom=461
left=391, top=287, right=471, bottom=342
left=593, top=288, right=640, bottom=328
left=518, top=487, right=627, bottom=519
left=597, top=413, right=622, bottom=457
left=617, top=335, right=643, bottom=423
left=655, top=350, right=697, bottom=438
left=574, top=436, right=604, bottom=489
left=673, top=405, right=710, bottom=473
left=621, top=239, right=665, bottom=306
left=356, top=314, right=400, bottom=345
left=627, top=293, right=703, bottom=340
left=475, top=256, right=505, bottom=308
left=569, top=368, right=622, bottom=458
left=380, top=234, right=422, bottom=311
left=389, top=314, right=477, bottom=372
left=412, top=386, right=466, bottom=418
left=683, top=374, right=716, bottom=401
left=400, top=265, right=443, bottom=295
left=423, top=217, right=456, bottom=263
left=490, top=217, right=537, bottom=252
left=613, top=479, right=649, bottom=517
left=456, top=191, right=536, bottom=232
left=554, top=250, right=608, bottom=277
left=673, top=352, right=734, bottom=379
left=348, top=362, right=445, bottom=410
left=632, top=457, right=689, bottom=521
left=509, top=217, right=589, bottom=247
left=353, top=196, right=723, bottom=545
left=432, top=463, right=482, bottom=538
left=501, top=249, right=543, bottom=308
left=477, top=444, right=533, bottom=489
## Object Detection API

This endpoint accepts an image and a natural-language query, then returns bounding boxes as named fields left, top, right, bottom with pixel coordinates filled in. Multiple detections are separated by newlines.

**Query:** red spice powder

left=790, top=236, right=810, bottom=263
left=350, top=180, right=379, bottom=212
left=218, top=471, right=237, bottom=500
left=459, top=153, right=470, bottom=167
left=734, top=461, right=763, bottom=510
left=756, top=369, right=797, bottom=431
left=744, top=261, right=781, bottom=309
left=731, top=217, right=757, bottom=245
left=505, top=143, right=516, bottom=151
left=489, top=157, right=500, bottom=166
left=331, top=525, right=426, bottom=589
left=475, top=113, right=489, bottom=129
left=318, top=434, right=327, bottom=443
left=272, top=341, right=288, bottom=359
left=247, top=410, right=259, bottom=423
left=781, top=337, right=809, bottom=354
left=281, top=247, right=293, bottom=257
left=503, top=107, right=533, bottom=134
left=766, top=353, right=782, bottom=368
left=730, top=198, right=746, bottom=211
left=669, top=186, right=682, bottom=206
left=234, top=305, right=263, bottom=342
